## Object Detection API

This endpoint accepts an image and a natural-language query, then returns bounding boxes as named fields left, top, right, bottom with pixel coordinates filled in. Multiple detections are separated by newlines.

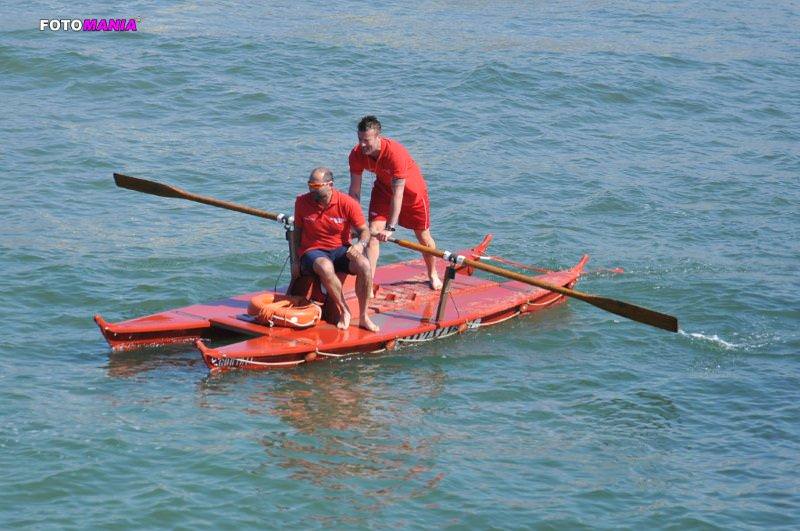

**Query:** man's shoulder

left=333, top=189, right=357, bottom=207
left=333, top=190, right=362, bottom=215
left=382, top=137, right=411, bottom=158
left=295, top=192, right=314, bottom=207
left=348, top=144, right=363, bottom=160
left=382, top=136, right=404, bottom=148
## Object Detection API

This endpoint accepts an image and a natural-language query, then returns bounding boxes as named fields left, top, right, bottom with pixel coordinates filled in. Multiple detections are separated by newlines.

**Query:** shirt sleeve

left=385, top=144, right=412, bottom=179
left=348, top=146, right=364, bottom=175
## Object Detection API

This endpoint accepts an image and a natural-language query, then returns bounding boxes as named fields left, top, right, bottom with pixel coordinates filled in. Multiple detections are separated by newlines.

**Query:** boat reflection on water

left=201, top=360, right=449, bottom=510
left=106, top=338, right=451, bottom=510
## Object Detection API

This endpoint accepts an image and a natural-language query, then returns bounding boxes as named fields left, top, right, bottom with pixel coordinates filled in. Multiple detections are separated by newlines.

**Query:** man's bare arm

left=349, top=172, right=363, bottom=202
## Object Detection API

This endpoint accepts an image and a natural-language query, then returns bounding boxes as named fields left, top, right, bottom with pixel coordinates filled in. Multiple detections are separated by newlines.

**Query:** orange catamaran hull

left=95, top=238, right=588, bottom=371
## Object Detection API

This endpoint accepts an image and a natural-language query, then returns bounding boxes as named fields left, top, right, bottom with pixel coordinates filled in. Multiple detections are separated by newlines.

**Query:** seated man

left=292, top=167, right=379, bottom=332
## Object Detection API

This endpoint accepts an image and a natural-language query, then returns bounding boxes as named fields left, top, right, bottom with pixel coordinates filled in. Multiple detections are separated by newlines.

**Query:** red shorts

left=368, top=186, right=430, bottom=230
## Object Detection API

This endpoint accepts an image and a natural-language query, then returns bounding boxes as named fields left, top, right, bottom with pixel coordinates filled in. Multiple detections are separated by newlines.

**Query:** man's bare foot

left=336, top=310, right=351, bottom=330
left=429, top=275, right=443, bottom=290
left=359, top=314, right=380, bottom=332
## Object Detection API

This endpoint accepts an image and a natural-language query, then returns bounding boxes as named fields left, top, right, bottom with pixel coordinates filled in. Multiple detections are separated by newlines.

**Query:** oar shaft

left=389, top=237, right=678, bottom=333
left=391, top=237, right=577, bottom=297
left=180, top=191, right=282, bottom=221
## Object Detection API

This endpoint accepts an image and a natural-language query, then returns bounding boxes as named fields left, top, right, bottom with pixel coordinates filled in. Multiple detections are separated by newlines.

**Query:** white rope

left=314, top=350, right=347, bottom=358
left=218, top=357, right=305, bottom=367
left=526, top=295, right=563, bottom=306
left=316, top=346, right=387, bottom=358
left=477, top=310, right=521, bottom=327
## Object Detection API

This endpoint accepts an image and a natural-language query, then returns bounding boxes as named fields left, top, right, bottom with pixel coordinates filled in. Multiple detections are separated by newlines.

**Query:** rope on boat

left=274, top=253, right=291, bottom=293
left=314, top=350, right=347, bottom=358
left=476, top=310, right=521, bottom=327
left=316, top=346, right=388, bottom=358
left=224, top=357, right=306, bottom=368
left=447, top=288, right=462, bottom=321
left=526, top=294, right=564, bottom=306
left=472, top=294, right=564, bottom=328
left=218, top=347, right=388, bottom=368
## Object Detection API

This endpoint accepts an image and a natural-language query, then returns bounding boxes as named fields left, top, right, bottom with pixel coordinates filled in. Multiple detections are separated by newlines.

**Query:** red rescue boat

left=94, top=173, right=678, bottom=373
left=95, top=234, right=588, bottom=371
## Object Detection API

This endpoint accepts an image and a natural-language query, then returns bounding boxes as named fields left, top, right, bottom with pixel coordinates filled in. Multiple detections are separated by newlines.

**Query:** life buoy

left=247, top=293, right=322, bottom=329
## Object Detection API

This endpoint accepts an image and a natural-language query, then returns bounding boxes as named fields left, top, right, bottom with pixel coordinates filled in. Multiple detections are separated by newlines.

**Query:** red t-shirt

left=294, top=189, right=366, bottom=257
left=348, top=137, right=427, bottom=201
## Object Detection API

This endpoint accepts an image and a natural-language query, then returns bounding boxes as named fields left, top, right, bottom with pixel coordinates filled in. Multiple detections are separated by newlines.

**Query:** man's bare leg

left=350, top=254, right=379, bottom=332
left=313, top=257, right=350, bottom=329
left=366, top=219, right=386, bottom=282
left=415, top=228, right=442, bottom=290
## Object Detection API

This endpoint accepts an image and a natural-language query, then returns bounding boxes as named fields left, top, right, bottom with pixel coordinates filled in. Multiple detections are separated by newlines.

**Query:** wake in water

left=679, top=329, right=740, bottom=350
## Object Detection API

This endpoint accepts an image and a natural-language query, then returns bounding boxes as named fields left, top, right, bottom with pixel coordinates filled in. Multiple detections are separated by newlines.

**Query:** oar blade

left=114, top=173, right=187, bottom=199
left=583, top=295, right=678, bottom=333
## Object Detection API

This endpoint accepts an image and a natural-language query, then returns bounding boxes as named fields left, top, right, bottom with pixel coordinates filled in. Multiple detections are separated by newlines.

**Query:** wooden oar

left=113, top=173, right=285, bottom=222
left=112, top=173, right=678, bottom=332
left=388, top=237, right=679, bottom=333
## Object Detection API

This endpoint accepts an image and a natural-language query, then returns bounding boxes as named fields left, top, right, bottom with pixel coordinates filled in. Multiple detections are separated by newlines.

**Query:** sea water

left=1, top=2, right=798, bottom=528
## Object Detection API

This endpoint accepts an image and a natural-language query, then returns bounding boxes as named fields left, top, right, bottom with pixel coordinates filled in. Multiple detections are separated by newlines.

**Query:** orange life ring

left=247, top=293, right=322, bottom=329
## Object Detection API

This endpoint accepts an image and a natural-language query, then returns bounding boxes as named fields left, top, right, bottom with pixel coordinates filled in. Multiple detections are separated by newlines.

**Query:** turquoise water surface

left=1, top=1, right=798, bottom=528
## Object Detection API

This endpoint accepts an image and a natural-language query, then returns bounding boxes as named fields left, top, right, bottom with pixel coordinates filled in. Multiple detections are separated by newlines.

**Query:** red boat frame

left=95, top=235, right=588, bottom=371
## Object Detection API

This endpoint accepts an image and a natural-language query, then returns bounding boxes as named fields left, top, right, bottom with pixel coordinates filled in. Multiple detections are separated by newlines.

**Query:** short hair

left=309, top=167, right=334, bottom=182
left=357, top=115, right=382, bottom=133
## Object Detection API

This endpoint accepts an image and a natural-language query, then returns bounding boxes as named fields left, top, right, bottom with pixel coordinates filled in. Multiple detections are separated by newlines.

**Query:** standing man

left=293, top=167, right=379, bottom=332
left=348, top=115, right=442, bottom=290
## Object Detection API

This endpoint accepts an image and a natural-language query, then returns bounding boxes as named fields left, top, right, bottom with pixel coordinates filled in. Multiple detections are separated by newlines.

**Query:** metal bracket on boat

left=441, top=251, right=466, bottom=267
left=434, top=264, right=458, bottom=324
left=281, top=214, right=297, bottom=274
left=276, top=213, right=294, bottom=230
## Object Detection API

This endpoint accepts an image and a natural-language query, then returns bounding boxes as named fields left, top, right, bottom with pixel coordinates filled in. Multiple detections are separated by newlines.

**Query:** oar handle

left=113, top=173, right=291, bottom=223
left=388, top=237, right=679, bottom=333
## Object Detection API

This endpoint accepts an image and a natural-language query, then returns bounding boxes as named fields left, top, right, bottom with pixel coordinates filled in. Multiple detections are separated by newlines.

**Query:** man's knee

left=350, top=255, right=371, bottom=276
left=415, top=229, right=434, bottom=242
left=312, top=257, right=335, bottom=277
left=369, top=220, right=385, bottom=236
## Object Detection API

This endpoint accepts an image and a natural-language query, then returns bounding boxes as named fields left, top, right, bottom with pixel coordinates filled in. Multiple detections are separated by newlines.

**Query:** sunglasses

left=307, top=181, right=331, bottom=189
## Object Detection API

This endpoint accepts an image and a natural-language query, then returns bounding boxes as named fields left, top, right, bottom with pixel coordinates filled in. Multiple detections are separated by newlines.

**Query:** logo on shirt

left=328, top=216, right=345, bottom=224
